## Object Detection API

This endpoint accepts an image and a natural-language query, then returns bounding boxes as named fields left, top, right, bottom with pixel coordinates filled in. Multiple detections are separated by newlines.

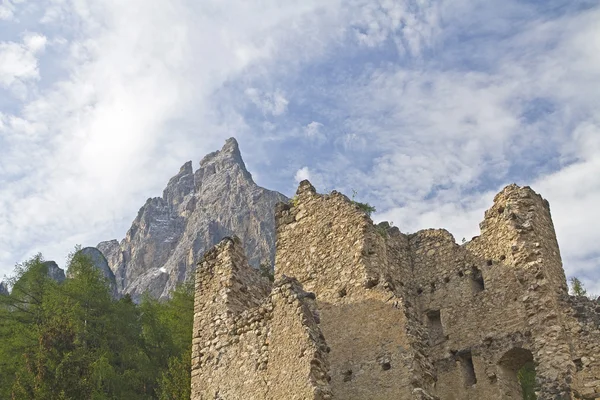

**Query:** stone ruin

left=191, top=181, right=600, bottom=400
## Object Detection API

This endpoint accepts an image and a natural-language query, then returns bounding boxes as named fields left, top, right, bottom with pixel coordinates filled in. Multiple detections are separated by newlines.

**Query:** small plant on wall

left=290, top=196, right=299, bottom=207
left=259, top=262, right=274, bottom=282
left=351, top=189, right=376, bottom=217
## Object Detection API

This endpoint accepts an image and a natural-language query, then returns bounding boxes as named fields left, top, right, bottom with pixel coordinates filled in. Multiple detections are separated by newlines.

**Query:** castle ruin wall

left=191, top=237, right=332, bottom=400
left=191, top=182, right=600, bottom=400
left=275, top=181, right=435, bottom=399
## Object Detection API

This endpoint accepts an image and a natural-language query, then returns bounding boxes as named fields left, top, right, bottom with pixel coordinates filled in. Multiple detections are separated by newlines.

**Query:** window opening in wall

left=458, top=350, right=477, bottom=386
left=426, top=310, right=444, bottom=345
left=498, top=348, right=537, bottom=400
left=342, top=369, right=352, bottom=382
left=471, top=267, right=485, bottom=293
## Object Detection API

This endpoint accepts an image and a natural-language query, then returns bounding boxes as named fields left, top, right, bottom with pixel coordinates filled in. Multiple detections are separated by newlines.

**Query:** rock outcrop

left=98, top=138, right=287, bottom=300
left=42, top=261, right=66, bottom=283
left=78, top=247, right=118, bottom=298
left=0, top=281, right=8, bottom=295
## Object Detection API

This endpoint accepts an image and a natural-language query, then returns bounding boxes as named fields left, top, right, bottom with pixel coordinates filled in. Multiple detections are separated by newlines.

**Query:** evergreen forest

left=0, top=250, right=193, bottom=400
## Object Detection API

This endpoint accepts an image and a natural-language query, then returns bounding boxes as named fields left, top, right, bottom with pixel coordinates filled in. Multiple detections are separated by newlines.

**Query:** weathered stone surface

left=192, top=181, right=600, bottom=400
left=78, top=247, right=118, bottom=298
left=0, top=281, right=8, bottom=295
left=42, top=261, right=65, bottom=283
left=191, top=237, right=331, bottom=400
left=275, top=181, right=431, bottom=400
left=98, top=138, right=287, bottom=300
left=97, top=239, right=122, bottom=287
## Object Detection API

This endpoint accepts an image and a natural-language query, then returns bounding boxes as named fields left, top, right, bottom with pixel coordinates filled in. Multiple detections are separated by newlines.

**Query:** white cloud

left=349, top=0, right=441, bottom=55
left=303, top=121, right=326, bottom=143
left=1, top=0, right=599, bottom=300
left=0, top=0, right=340, bottom=275
left=304, top=121, right=322, bottom=136
left=0, top=40, right=40, bottom=89
left=0, top=6, right=13, bottom=20
left=294, top=167, right=311, bottom=183
left=23, top=32, right=47, bottom=53
left=0, top=0, right=20, bottom=20
left=245, top=88, right=289, bottom=116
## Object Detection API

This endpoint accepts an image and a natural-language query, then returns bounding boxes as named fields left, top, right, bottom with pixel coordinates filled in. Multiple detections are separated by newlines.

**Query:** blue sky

left=1, top=0, right=599, bottom=294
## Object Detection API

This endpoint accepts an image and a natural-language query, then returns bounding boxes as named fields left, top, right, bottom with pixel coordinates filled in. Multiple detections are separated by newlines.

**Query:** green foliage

left=375, top=224, right=388, bottom=238
left=0, top=250, right=195, bottom=400
left=350, top=189, right=376, bottom=217
left=259, top=262, right=275, bottom=282
left=353, top=201, right=376, bottom=217
left=290, top=195, right=299, bottom=207
left=157, top=350, right=192, bottom=400
left=569, top=277, right=588, bottom=297
left=517, top=361, right=537, bottom=400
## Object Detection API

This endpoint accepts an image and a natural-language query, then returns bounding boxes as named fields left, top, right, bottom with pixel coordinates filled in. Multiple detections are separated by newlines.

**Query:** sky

left=0, top=0, right=599, bottom=295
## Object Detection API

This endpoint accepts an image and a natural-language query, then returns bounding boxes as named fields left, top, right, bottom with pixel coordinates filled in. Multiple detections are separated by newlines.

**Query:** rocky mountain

left=97, top=138, right=288, bottom=300
left=0, top=281, right=8, bottom=295
left=78, top=247, right=118, bottom=298
left=42, top=261, right=66, bottom=283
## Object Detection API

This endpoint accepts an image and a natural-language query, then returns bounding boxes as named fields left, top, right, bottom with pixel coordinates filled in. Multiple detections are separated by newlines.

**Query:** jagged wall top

left=192, top=180, right=599, bottom=399
left=191, top=236, right=332, bottom=399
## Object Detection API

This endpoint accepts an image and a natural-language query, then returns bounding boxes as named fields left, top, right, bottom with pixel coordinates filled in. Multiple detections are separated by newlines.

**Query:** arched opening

left=498, top=348, right=537, bottom=400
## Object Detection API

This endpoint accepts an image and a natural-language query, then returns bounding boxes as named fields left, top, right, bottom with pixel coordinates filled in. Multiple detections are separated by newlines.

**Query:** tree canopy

left=0, top=250, right=194, bottom=400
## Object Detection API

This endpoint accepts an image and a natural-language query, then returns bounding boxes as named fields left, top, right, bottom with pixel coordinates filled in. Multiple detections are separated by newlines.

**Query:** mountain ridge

left=97, top=137, right=288, bottom=300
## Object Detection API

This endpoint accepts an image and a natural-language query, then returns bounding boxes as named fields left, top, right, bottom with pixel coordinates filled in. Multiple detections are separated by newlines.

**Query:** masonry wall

left=191, top=182, right=600, bottom=400
left=406, top=227, right=530, bottom=400
left=563, top=295, right=600, bottom=399
left=275, top=181, right=435, bottom=400
left=191, top=237, right=331, bottom=400
left=463, top=185, right=576, bottom=399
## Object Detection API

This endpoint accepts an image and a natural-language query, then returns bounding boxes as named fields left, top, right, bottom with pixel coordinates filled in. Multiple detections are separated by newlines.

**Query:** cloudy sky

left=1, top=0, right=599, bottom=294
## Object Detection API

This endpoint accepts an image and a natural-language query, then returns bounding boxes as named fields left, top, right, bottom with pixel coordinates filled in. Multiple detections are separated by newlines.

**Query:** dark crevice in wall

left=427, top=310, right=445, bottom=345
left=458, top=350, right=477, bottom=387
left=471, top=267, right=485, bottom=293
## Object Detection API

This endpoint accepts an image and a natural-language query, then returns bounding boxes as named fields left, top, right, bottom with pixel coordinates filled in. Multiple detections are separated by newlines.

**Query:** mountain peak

left=198, top=137, right=251, bottom=181
left=180, top=160, right=193, bottom=174
left=222, top=137, right=240, bottom=153
left=96, top=135, right=288, bottom=301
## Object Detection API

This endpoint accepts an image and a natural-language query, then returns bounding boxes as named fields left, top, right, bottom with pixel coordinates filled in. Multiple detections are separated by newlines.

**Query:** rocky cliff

left=98, top=138, right=288, bottom=300
left=0, top=281, right=8, bottom=295
left=78, top=247, right=118, bottom=298
left=42, top=261, right=66, bottom=283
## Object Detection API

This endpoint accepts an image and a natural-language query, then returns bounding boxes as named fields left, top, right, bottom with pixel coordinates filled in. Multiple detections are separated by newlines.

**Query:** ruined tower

left=191, top=182, right=600, bottom=400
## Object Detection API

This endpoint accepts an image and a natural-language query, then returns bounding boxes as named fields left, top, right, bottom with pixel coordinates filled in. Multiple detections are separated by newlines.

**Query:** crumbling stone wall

left=191, top=237, right=331, bottom=400
left=564, top=295, right=600, bottom=399
left=275, top=181, right=436, bottom=399
left=191, top=182, right=599, bottom=400
left=401, top=185, right=582, bottom=399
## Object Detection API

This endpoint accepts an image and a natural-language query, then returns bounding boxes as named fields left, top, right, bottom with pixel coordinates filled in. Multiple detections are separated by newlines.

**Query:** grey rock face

left=97, top=240, right=123, bottom=288
left=78, top=247, right=119, bottom=298
left=0, top=281, right=8, bottom=295
left=42, top=261, right=66, bottom=283
left=98, top=138, right=288, bottom=300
